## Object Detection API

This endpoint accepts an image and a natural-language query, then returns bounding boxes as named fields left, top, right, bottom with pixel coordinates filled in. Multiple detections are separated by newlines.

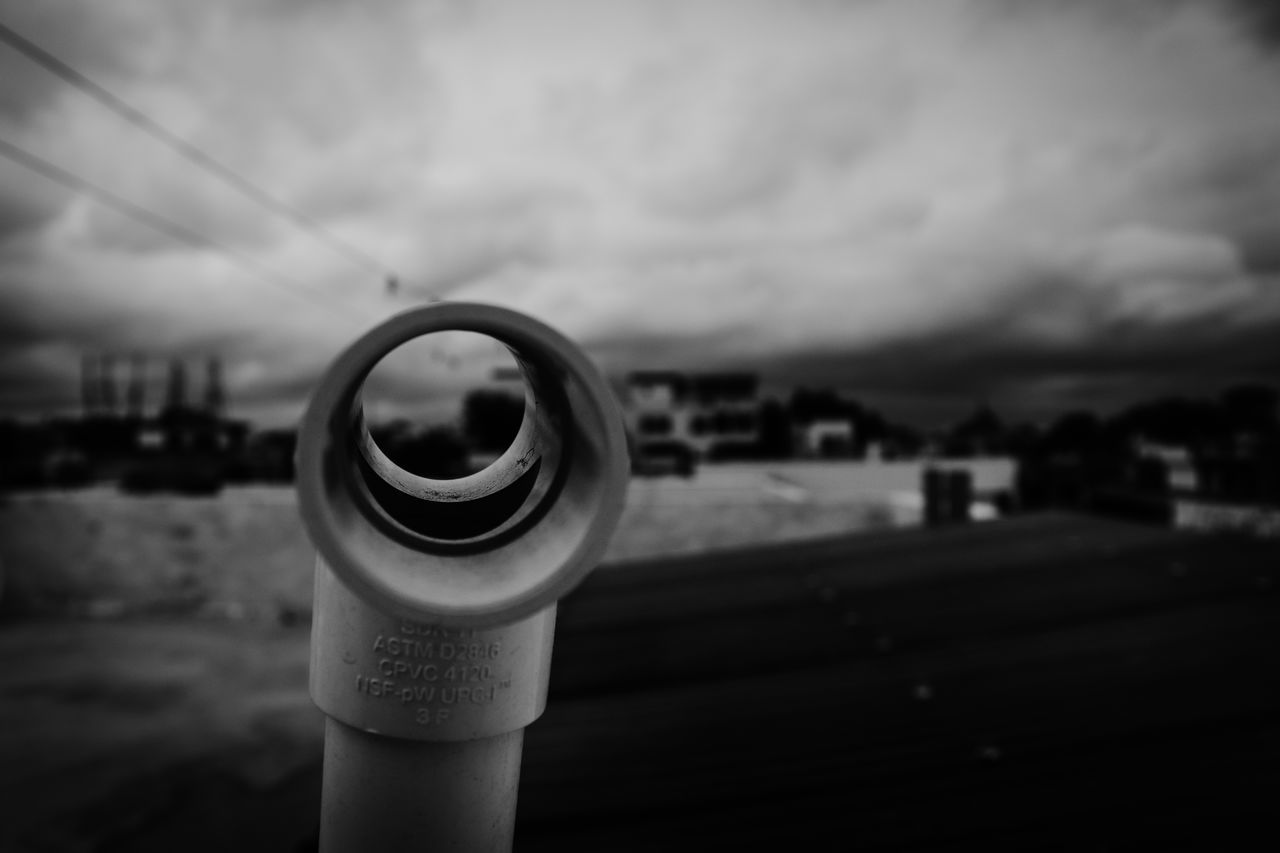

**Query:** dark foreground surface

left=3, top=513, right=1279, bottom=851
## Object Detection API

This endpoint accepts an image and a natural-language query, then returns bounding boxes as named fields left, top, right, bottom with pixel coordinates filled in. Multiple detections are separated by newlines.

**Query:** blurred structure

left=204, top=358, right=226, bottom=416
left=621, top=373, right=937, bottom=474
left=923, top=467, right=974, bottom=526
left=490, top=365, right=523, bottom=386
left=126, top=354, right=146, bottom=419
left=0, top=353, right=279, bottom=493
left=1013, top=385, right=1280, bottom=535
left=1134, top=440, right=1198, bottom=492
left=235, top=429, right=297, bottom=483
left=786, top=388, right=924, bottom=460
left=797, top=417, right=855, bottom=458
left=624, top=371, right=761, bottom=467
left=97, top=355, right=117, bottom=417
left=943, top=403, right=1007, bottom=457
left=165, top=359, right=188, bottom=412
left=80, top=353, right=100, bottom=418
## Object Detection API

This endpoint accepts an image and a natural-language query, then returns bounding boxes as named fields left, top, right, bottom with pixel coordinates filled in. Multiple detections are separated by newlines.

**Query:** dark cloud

left=584, top=238, right=1280, bottom=426
left=0, top=305, right=329, bottom=423
left=229, top=367, right=322, bottom=413
left=0, top=305, right=49, bottom=358
left=0, top=163, right=70, bottom=242
left=992, top=0, right=1280, bottom=51
left=1217, top=0, right=1280, bottom=48
left=744, top=307, right=1280, bottom=425
left=1140, top=127, right=1280, bottom=273
left=0, top=0, right=138, bottom=120
left=1238, top=233, right=1280, bottom=275
left=4, top=0, right=1280, bottom=425
left=642, top=57, right=916, bottom=219
left=1168, top=129, right=1280, bottom=219
left=393, top=187, right=584, bottom=296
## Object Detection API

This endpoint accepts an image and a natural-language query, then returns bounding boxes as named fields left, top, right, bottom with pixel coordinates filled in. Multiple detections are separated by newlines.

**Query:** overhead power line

left=0, top=134, right=357, bottom=318
left=0, top=20, right=398, bottom=284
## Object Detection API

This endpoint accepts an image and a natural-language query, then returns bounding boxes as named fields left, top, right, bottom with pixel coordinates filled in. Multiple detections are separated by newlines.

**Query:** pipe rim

left=296, top=302, right=629, bottom=626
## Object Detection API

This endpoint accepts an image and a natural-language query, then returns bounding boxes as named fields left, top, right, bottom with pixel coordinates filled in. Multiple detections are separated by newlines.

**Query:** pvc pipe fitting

left=295, top=302, right=629, bottom=851
left=297, top=302, right=629, bottom=629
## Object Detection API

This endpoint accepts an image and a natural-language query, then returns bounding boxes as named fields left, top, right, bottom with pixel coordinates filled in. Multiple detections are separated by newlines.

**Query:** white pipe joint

left=298, top=302, right=628, bottom=629
left=295, top=303, right=628, bottom=849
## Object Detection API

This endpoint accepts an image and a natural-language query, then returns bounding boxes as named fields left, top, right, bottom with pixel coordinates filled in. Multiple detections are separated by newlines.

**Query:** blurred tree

left=1042, top=410, right=1103, bottom=455
left=858, top=409, right=889, bottom=448
left=164, top=359, right=188, bottom=414
left=462, top=390, right=525, bottom=452
left=388, top=426, right=471, bottom=479
left=1220, top=384, right=1278, bottom=435
left=788, top=388, right=852, bottom=425
left=947, top=402, right=1007, bottom=457
left=883, top=423, right=923, bottom=459
left=1113, top=397, right=1223, bottom=447
left=1005, top=422, right=1042, bottom=457
left=756, top=399, right=794, bottom=458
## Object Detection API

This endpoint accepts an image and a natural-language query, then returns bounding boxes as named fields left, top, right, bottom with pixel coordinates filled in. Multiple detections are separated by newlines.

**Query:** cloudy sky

left=2, top=0, right=1279, bottom=427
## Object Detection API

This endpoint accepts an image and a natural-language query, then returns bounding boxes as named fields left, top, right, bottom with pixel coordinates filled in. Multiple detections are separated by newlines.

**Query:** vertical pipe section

left=320, top=720, right=524, bottom=853
left=309, top=562, right=555, bottom=852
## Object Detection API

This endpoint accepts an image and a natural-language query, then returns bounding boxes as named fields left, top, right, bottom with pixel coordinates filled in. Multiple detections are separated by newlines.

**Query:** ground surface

left=3, top=513, right=1275, bottom=851
left=0, top=461, right=950, bottom=851
left=17, top=461, right=1272, bottom=851
left=528, top=514, right=1280, bottom=850
left=5, top=460, right=999, bottom=621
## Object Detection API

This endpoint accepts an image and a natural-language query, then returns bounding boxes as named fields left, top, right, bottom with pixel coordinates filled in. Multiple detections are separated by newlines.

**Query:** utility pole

left=204, top=357, right=225, bottom=416
left=165, top=358, right=188, bottom=414
left=98, top=354, right=117, bottom=417
left=81, top=353, right=100, bottom=418
left=126, top=354, right=147, bottom=419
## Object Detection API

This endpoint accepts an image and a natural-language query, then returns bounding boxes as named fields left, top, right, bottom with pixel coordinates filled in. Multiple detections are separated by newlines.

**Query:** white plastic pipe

left=296, top=303, right=629, bottom=852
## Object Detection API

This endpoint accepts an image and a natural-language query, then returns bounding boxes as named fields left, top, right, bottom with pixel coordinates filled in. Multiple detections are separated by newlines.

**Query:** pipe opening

left=354, top=331, right=565, bottom=544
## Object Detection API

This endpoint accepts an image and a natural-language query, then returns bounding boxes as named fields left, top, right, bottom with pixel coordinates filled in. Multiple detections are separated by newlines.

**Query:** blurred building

left=796, top=418, right=855, bottom=458
left=70, top=354, right=247, bottom=491
left=1133, top=440, right=1198, bottom=493
left=624, top=371, right=761, bottom=461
